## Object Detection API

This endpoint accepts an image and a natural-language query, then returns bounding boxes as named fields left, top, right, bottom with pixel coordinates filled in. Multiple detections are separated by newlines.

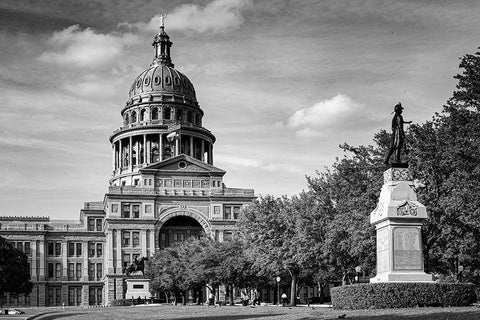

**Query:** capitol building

left=0, top=23, right=255, bottom=307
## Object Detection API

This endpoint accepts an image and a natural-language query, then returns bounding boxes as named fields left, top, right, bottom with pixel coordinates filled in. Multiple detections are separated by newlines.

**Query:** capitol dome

left=128, top=64, right=197, bottom=103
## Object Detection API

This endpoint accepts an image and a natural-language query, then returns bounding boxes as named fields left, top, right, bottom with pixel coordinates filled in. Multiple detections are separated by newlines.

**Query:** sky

left=1, top=0, right=479, bottom=219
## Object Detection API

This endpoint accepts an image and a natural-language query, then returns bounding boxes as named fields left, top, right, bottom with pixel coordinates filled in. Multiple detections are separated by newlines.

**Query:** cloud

left=121, top=0, right=253, bottom=34
left=215, top=154, right=302, bottom=174
left=38, top=25, right=138, bottom=69
left=286, top=94, right=380, bottom=138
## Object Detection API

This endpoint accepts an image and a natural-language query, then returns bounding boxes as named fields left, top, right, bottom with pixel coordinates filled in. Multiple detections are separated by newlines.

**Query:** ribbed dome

left=128, top=64, right=197, bottom=103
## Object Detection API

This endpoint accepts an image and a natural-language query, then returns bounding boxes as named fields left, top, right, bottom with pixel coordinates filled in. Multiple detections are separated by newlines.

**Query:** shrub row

left=331, top=282, right=477, bottom=309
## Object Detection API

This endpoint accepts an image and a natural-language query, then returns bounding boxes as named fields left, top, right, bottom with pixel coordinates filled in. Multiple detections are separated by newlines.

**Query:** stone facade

left=0, top=24, right=255, bottom=307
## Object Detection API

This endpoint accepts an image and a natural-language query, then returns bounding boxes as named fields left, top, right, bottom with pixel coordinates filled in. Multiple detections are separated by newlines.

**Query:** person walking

left=281, top=293, right=287, bottom=307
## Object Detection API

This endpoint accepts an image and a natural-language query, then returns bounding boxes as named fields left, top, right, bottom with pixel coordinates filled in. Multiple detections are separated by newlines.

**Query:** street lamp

left=355, top=266, right=362, bottom=283
left=276, top=276, right=281, bottom=306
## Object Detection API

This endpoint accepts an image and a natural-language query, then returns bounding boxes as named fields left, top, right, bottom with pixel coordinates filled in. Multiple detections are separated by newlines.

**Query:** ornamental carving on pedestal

left=372, top=202, right=385, bottom=218
left=384, top=168, right=412, bottom=184
left=397, top=201, right=418, bottom=217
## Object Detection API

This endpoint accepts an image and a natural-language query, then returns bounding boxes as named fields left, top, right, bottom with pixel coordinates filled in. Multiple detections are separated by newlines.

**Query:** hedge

left=331, top=282, right=477, bottom=309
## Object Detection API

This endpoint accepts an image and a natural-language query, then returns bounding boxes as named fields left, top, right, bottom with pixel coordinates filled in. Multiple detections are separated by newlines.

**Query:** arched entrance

left=158, top=215, right=203, bottom=249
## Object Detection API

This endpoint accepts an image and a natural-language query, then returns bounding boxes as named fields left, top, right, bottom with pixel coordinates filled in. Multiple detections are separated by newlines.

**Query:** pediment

left=140, top=155, right=225, bottom=175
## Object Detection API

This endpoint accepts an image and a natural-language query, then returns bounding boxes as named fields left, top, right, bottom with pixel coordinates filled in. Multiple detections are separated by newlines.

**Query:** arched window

left=176, top=108, right=182, bottom=121
left=164, top=107, right=171, bottom=120
left=151, top=107, right=158, bottom=120
left=124, top=114, right=129, bottom=125
left=187, top=111, right=193, bottom=123
left=140, top=109, right=146, bottom=122
left=131, top=111, right=137, bottom=123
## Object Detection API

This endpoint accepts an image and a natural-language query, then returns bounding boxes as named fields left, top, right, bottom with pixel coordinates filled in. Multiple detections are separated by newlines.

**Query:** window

left=68, top=263, right=75, bottom=280
left=132, top=204, right=140, bottom=218
left=165, top=76, right=171, bottom=85
left=55, top=243, right=61, bottom=256
left=164, top=107, right=171, bottom=120
left=151, top=107, right=158, bottom=120
left=96, top=263, right=103, bottom=280
left=140, top=109, right=146, bottom=121
left=88, top=263, right=95, bottom=281
left=133, top=232, right=140, bottom=247
left=96, top=243, right=103, bottom=257
left=48, top=263, right=54, bottom=278
left=233, top=206, right=241, bottom=219
left=187, top=111, right=193, bottom=123
left=24, top=242, right=30, bottom=255
left=122, top=203, right=130, bottom=218
left=111, top=204, right=118, bottom=213
left=89, top=242, right=95, bottom=257
left=69, top=287, right=82, bottom=306
left=76, top=243, right=82, bottom=256
left=145, top=205, right=152, bottom=214
left=123, top=253, right=131, bottom=271
left=131, top=111, right=137, bottom=123
left=154, top=76, right=161, bottom=85
left=55, top=263, right=62, bottom=278
left=76, top=263, right=82, bottom=280
left=122, top=231, right=130, bottom=247
left=68, top=243, right=75, bottom=256
left=88, top=218, right=95, bottom=231
left=96, top=219, right=102, bottom=231
left=48, top=243, right=54, bottom=256
left=224, top=207, right=231, bottom=220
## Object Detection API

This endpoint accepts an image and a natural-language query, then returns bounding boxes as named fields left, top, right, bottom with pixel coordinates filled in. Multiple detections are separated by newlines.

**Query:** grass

left=7, top=304, right=480, bottom=320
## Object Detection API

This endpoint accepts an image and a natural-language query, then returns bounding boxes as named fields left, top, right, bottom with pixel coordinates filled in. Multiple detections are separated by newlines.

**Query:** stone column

left=175, top=136, right=180, bottom=156
left=370, top=166, right=432, bottom=283
left=83, top=242, right=89, bottom=281
left=31, top=241, right=37, bottom=280
left=38, top=240, right=45, bottom=280
left=119, top=139, right=123, bottom=168
left=159, top=133, right=163, bottom=161
left=143, top=134, right=147, bottom=165
left=62, top=241, right=68, bottom=280
left=146, top=136, right=151, bottom=164
left=116, top=231, right=122, bottom=274
left=201, top=140, right=205, bottom=162
left=107, top=230, right=114, bottom=274
left=129, top=136, right=133, bottom=171
left=112, top=144, right=115, bottom=171
left=149, top=229, right=155, bottom=256
left=141, top=230, right=147, bottom=257
left=190, top=136, right=194, bottom=157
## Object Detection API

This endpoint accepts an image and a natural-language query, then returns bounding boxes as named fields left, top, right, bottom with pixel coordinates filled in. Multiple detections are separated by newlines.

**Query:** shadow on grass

left=322, top=310, right=480, bottom=320
left=173, top=314, right=284, bottom=320
left=28, top=313, right=85, bottom=320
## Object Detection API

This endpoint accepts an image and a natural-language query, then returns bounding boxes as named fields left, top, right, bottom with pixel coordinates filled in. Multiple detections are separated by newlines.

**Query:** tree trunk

left=164, top=292, right=168, bottom=303
left=289, top=273, right=297, bottom=306
left=229, top=285, right=234, bottom=306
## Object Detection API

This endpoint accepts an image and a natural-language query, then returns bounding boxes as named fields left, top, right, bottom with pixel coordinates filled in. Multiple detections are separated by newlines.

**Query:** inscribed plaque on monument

left=376, top=228, right=389, bottom=273
left=393, top=227, right=421, bottom=270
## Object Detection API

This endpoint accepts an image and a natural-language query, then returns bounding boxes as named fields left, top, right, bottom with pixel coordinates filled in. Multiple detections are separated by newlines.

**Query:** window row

left=47, top=242, right=62, bottom=256
left=224, top=205, right=242, bottom=220
left=88, top=242, right=103, bottom=257
left=122, top=231, right=141, bottom=247
left=122, top=203, right=141, bottom=218
left=88, top=262, right=103, bottom=281
left=10, top=241, right=31, bottom=255
left=68, top=263, right=83, bottom=280
left=88, top=218, right=103, bottom=231
left=47, top=262, right=63, bottom=279
left=123, top=106, right=201, bottom=127
left=68, top=242, right=82, bottom=257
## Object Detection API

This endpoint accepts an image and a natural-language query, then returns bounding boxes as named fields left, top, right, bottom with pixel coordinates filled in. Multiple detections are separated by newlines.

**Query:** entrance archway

left=158, top=216, right=203, bottom=249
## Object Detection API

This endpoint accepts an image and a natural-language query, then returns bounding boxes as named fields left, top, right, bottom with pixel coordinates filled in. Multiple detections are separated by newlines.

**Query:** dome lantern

left=152, top=14, right=174, bottom=67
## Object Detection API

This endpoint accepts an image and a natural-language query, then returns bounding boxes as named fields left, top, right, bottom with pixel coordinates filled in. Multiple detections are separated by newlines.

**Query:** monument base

left=125, top=278, right=151, bottom=300
left=370, top=271, right=433, bottom=283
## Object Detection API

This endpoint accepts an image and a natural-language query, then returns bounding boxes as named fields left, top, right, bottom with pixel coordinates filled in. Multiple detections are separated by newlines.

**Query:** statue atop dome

left=159, top=13, right=166, bottom=29
left=152, top=14, right=173, bottom=67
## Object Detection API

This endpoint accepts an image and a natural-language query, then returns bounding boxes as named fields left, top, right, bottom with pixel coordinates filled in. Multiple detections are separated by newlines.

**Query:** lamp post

left=276, top=276, right=281, bottom=306
left=355, top=266, right=362, bottom=283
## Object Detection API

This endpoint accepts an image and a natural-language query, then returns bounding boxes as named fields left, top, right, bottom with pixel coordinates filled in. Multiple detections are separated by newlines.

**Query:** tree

left=238, top=194, right=331, bottom=306
left=0, top=236, right=33, bottom=305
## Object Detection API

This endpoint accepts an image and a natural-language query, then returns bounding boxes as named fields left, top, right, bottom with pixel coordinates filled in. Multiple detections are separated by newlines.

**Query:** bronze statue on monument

left=385, top=102, right=411, bottom=166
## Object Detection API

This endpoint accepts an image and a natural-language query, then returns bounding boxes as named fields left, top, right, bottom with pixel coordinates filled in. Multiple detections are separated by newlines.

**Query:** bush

left=331, top=282, right=477, bottom=309
left=112, top=299, right=134, bottom=306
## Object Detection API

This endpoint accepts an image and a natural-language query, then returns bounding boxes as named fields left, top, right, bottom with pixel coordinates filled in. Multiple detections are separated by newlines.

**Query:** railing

left=84, top=202, right=104, bottom=210
left=108, top=186, right=254, bottom=197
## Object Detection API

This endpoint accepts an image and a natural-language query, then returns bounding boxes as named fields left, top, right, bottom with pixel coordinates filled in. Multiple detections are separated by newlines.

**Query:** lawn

left=6, top=304, right=480, bottom=320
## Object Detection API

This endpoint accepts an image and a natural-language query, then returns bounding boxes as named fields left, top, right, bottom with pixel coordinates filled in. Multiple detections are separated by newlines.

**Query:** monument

left=370, top=103, right=432, bottom=282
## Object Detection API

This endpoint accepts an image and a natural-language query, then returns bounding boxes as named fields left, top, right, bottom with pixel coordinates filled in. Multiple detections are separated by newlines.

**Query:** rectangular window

left=68, top=288, right=75, bottom=306
left=96, top=263, right=102, bottom=280
left=88, top=263, right=95, bottom=281
left=68, top=263, right=75, bottom=280
left=48, top=288, right=54, bottom=305
left=123, top=253, right=130, bottom=271
left=48, top=242, right=54, bottom=256
left=24, top=242, right=31, bottom=255
left=68, top=243, right=75, bottom=256
left=48, top=263, right=54, bottom=278
left=224, top=206, right=232, bottom=220
left=122, top=204, right=130, bottom=218
left=132, top=232, right=140, bottom=247
left=122, top=231, right=130, bottom=247
left=55, top=263, right=62, bottom=278
left=233, top=206, right=241, bottom=219
left=96, top=288, right=102, bottom=305
left=111, top=204, right=118, bottom=213
left=76, top=263, right=82, bottom=280
left=145, top=205, right=152, bottom=214
left=76, top=243, right=82, bottom=256
left=55, top=242, right=61, bottom=256
left=55, top=288, right=61, bottom=306
left=17, top=242, right=24, bottom=252
left=132, top=204, right=140, bottom=218
left=96, top=219, right=102, bottom=231
left=88, top=218, right=95, bottom=231
left=89, top=242, right=95, bottom=257
left=76, top=288, right=82, bottom=306
left=96, top=243, right=102, bottom=257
